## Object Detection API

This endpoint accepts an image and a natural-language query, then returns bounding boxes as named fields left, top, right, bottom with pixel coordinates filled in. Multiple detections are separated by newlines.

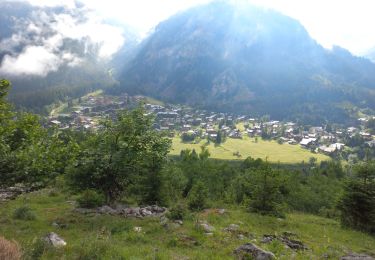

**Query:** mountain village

left=48, top=93, right=375, bottom=160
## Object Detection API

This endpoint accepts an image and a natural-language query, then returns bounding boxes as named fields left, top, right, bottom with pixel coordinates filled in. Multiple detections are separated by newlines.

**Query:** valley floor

left=0, top=190, right=374, bottom=259
left=170, top=136, right=330, bottom=164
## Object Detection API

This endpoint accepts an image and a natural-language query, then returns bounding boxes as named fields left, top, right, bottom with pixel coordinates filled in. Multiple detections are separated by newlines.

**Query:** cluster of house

left=48, top=94, right=375, bottom=157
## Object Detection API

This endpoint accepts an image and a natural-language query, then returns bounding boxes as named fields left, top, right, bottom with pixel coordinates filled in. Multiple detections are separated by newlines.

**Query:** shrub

left=77, top=190, right=105, bottom=208
left=337, top=161, right=375, bottom=233
left=0, top=236, right=22, bottom=260
left=13, top=206, right=36, bottom=221
left=167, top=203, right=188, bottom=220
left=188, top=181, right=208, bottom=211
left=26, top=238, right=48, bottom=259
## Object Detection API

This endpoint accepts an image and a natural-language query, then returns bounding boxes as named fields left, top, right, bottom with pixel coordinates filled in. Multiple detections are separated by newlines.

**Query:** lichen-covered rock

left=74, top=205, right=167, bottom=218
left=234, top=243, right=275, bottom=260
left=199, top=222, right=215, bottom=233
left=261, top=234, right=307, bottom=250
left=224, top=224, right=240, bottom=232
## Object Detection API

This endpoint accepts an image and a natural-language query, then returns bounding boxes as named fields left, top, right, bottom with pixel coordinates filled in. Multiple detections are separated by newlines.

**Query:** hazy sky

left=20, top=0, right=375, bottom=55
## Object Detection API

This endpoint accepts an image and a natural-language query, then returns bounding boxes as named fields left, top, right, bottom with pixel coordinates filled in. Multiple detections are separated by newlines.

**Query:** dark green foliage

left=0, top=79, right=74, bottom=188
left=13, top=206, right=36, bottom=221
left=159, top=165, right=188, bottom=206
left=26, top=238, right=48, bottom=259
left=77, top=190, right=105, bottom=209
left=248, top=167, right=286, bottom=217
left=215, top=131, right=223, bottom=144
left=167, top=203, right=189, bottom=220
left=67, top=107, right=171, bottom=204
left=181, top=132, right=195, bottom=142
left=188, top=181, right=209, bottom=211
left=338, top=161, right=375, bottom=233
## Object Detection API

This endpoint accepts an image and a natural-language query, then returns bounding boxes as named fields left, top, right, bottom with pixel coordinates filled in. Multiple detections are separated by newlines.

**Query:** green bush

left=167, top=203, right=188, bottom=220
left=188, top=181, right=208, bottom=211
left=76, top=190, right=105, bottom=209
left=26, top=238, right=48, bottom=259
left=13, top=206, right=36, bottom=221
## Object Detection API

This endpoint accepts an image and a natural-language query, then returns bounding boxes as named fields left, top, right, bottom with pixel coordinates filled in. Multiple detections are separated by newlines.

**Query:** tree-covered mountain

left=114, top=1, right=375, bottom=124
left=0, top=1, right=138, bottom=113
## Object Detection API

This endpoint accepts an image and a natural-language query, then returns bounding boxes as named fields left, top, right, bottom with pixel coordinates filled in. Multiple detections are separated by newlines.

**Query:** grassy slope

left=1, top=190, right=374, bottom=259
left=170, top=136, right=330, bottom=164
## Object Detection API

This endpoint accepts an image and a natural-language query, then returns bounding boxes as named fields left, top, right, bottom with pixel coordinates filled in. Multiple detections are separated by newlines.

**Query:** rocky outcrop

left=234, top=243, right=275, bottom=260
left=0, top=187, right=29, bottom=201
left=341, top=253, right=375, bottom=260
left=74, top=205, right=167, bottom=218
left=261, top=233, right=307, bottom=250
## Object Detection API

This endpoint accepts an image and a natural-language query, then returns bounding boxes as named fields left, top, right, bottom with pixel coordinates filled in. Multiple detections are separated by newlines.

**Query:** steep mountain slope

left=0, top=1, right=137, bottom=113
left=116, top=2, right=375, bottom=124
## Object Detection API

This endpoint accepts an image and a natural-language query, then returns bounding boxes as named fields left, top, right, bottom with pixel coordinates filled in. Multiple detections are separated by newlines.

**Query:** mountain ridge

left=114, top=1, right=375, bottom=124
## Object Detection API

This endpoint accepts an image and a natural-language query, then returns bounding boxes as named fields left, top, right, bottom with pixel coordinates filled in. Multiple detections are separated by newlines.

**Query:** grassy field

left=0, top=190, right=374, bottom=259
left=170, top=136, right=330, bottom=164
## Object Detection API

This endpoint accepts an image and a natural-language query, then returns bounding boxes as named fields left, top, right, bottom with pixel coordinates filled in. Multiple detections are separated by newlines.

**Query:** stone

left=341, top=253, right=375, bottom=260
left=44, top=232, right=67, bottom=248
left=280, top=236, right=307, bottom=250
left=200, top=223, right=215, bottom=233
left=140, top=208, right=153, bottom=216
left=174, top=220, right=183, bottom=226
left=261, top=234, right=307, bottom=250
left=97, top=205, right=117, bottom=215
left=75, top=204, right=167, bottom=218
left=234, top=243, right=275, bottom=260
left=225, top=224, right=240, bottom=232
left=261, top=235, right=277, bottom=244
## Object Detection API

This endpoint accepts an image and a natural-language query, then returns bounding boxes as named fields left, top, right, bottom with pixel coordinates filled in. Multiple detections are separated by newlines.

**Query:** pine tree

left=337, top=161, right=375, bottom=233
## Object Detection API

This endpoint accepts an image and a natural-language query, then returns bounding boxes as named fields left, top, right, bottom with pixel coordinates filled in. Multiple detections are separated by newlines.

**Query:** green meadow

left=170, top=136, right=330, bottom=164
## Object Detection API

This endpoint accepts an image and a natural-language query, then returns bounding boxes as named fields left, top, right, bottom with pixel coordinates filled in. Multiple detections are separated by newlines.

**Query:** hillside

left=1, top=190, right=375, bottom=259
left=115, top=1, right=375, bottom=124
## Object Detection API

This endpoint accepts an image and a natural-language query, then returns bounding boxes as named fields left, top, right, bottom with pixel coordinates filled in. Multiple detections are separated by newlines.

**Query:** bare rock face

left=234, top=243, right=275, bottom=260
left=341, top=253, right=375, bottom=260
left=44, top=232, right=66, bottom=248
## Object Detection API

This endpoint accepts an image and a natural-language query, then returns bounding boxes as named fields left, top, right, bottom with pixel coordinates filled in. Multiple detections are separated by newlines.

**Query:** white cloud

left=0, top=1, right=127, bottom=76
left=51, top=13, right=125, bottom=58
left=0, top=46, right=61, bottom=76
